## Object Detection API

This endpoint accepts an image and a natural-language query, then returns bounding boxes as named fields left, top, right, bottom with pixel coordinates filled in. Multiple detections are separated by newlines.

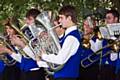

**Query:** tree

left=0, top=0, right=119, bottom=30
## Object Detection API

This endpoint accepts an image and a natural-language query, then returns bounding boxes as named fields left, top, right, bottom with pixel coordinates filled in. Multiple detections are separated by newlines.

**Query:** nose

left=25, top=20, right=29, bottom=25
left=58, top=18, right=61, bottom=23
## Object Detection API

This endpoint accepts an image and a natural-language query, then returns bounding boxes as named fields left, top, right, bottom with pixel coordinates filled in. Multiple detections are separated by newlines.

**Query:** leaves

left=0, top=0, right=118, bottom=30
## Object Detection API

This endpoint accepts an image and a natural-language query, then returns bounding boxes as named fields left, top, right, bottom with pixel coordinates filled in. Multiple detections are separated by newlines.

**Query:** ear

left=67, top=16, right=72, bottom=21
left=115, top=17, right=118, bottom=22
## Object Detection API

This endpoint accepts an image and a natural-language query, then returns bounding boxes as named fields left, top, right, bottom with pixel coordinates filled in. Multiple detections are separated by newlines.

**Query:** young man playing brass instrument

left=0, top=9, right=46, bottom=80
left=36, top=5, right=82, bottom=80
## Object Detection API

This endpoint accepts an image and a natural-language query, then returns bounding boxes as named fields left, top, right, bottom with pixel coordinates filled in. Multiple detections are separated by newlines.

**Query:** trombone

left=81, top=39, right=120, bottom=68
left=81, top=17, right=120, bottom=68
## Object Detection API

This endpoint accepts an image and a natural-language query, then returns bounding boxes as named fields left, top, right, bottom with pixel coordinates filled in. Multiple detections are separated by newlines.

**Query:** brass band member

left=0, top=9, right=46, bottom=80
left=80, top=16, right=99, bottom=80
left=37, top=5, right=81, bottom=80
left=0, top=56, right=5, bottom=80
left=0, top=18, right=21, bottom=80
left=12, top=9, right=46, bottom=80
left=101, top=9, right=120, bottom=80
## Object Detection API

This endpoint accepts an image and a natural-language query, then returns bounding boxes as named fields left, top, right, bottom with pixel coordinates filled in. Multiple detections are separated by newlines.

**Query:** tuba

left=29, top=11, right=63, bottom=74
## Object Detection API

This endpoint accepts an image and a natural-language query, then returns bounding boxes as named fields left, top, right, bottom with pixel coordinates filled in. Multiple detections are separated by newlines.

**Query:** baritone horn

left=7, top=18, right=31, bottom=58
left=28, top=11, right=63, bottom=74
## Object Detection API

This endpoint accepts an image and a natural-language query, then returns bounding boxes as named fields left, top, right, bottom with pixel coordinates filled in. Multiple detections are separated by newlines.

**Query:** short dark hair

left=59, top=5, right=77, bottom=24
left=26, top=9, right=40, bottom=19
left=106, top=9, right=119, bottom=22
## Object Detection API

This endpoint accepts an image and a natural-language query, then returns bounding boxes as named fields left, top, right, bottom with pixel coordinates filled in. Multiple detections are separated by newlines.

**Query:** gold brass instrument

left=81, top=23, right=120, bottom=68
left=81, top=39, right=120, bottom=68
left=82, top=16, right=96, bottom=49
left=5, top=18, right=31, bottom=58
left=0, top=34, right=16, bottom=66
left=82, top=34, right=91, bottom=49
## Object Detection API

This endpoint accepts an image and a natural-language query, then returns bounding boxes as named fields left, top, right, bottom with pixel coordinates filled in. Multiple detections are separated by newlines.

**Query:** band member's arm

left=41, top=35, right=80, bottom=65
left=22, top=45, right=36, bottom=60
left=10, top=35, right=36, bottom=60
left=36, top=60, right=49, bottom=68
left=10, top=52, right=22, bottom=63
left=35, top=53, right=49, bottom=68
left=0, top=46, right=22, bottom=63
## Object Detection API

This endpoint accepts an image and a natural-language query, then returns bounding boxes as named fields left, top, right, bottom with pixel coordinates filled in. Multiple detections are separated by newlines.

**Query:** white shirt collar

left=65, top=25, right=77, bottom=36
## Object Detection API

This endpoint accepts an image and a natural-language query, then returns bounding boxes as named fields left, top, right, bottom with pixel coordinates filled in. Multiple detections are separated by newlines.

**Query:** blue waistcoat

left=11, top=45, right=39, bottom=72
left=20, top=56, right=39, bottom=72
left=0, top=60, right=5, bottom=75
left=90, top=37, right=109, bottom=64
left=54, top=29, right=81, bottom=78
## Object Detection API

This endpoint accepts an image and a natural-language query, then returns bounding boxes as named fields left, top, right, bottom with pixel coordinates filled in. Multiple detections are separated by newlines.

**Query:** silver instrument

left=28, top=11, right=63, bottom=74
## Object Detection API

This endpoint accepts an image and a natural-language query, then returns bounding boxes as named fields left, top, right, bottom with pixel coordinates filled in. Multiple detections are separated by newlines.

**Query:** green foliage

left=0, top=0, right=118, bottom=30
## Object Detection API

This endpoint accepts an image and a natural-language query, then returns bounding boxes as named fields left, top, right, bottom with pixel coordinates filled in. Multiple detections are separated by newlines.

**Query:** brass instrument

left=82, top=16, right=96, bottom=49
left=81, top=23, right=120, bottom=68
left=0, top=34, right=16, bottom=66
left=5, top=18, right=31, bottom=58
left=81, top=39, right=120, bottom=68
left=82, top=34, right=92, bottom=49
left=28, top=11, right=63, bottom=75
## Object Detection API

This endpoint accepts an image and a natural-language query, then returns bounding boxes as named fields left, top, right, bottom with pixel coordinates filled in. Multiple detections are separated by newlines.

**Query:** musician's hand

left=0, top=45, right=13, bottom=54
left=35, top=49, right=46, bottom=61
left=35, top=53, right=41, bottom=61
left=40, top=48, right=46, bottom=55
left=10, top=35, right=26, bottom=48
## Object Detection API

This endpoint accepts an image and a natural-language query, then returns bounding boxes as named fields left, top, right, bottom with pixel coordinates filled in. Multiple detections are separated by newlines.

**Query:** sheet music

left=107, top=23, right=120, bottom=36
left=99, top=26, right=110, bottom=39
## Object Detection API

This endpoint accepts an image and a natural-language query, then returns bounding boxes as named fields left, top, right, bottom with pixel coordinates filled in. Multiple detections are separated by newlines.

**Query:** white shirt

left=10, top=52, right=22, bottom=63
left=41, top=26, right=80, bottom=65
left=9, top=45, right=35, bottom=63
left=23, top=45, right=36, bottom=60
left=110, top=51, right=120, bottom=61
left=23, top=45, right=49, bottom=68
left=10, top=46, right=22, bottom=63
left=90, top=39, right=102, bottom=52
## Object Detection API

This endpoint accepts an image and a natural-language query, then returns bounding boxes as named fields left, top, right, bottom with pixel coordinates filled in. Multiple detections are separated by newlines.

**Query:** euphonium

left=28, top=11, right=63, bottom=74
